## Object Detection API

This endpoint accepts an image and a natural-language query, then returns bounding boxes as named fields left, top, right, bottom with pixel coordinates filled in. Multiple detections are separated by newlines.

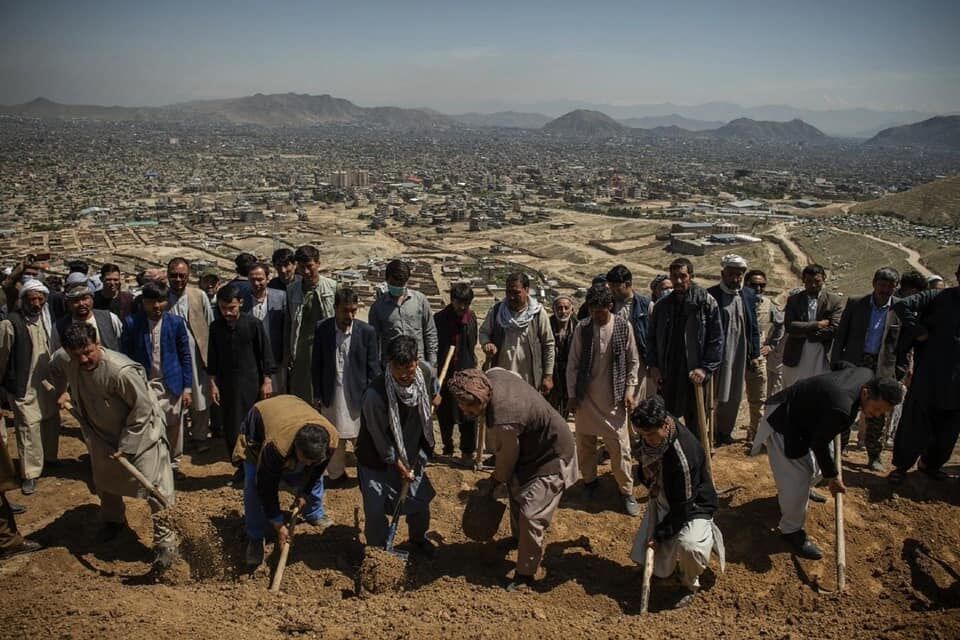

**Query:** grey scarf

left=497, top=297, right=543, bottom=331
left=384, top=364, right=432, bottom=468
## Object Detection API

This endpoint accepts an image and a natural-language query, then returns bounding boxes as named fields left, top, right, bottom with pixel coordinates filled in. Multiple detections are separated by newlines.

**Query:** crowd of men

left=0, top=247, right=957, bottom=609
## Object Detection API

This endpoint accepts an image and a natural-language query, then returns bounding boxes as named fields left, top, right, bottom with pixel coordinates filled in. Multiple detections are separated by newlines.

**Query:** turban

left=19, top=278, right=50, bottom=298
left=721, top=254, right=748, bottom=269
left=447, top=369, right=493, bottom=406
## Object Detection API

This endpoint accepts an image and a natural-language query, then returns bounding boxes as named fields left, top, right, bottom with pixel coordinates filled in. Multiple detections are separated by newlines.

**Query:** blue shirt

left=863, top=296, right=890, bottom=355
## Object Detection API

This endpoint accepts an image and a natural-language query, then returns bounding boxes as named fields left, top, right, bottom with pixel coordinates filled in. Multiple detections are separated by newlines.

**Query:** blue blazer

left=122, top=311, right=193, bottom=398
left=312, top=318, right=380, bottom=414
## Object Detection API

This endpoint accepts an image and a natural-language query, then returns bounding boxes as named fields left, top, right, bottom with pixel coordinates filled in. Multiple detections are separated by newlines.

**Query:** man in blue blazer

left=121, top=280, right=195, bottom=465
left=311, top=287, right=380, bottom=482
left=249, top=262, right=287, bottom=393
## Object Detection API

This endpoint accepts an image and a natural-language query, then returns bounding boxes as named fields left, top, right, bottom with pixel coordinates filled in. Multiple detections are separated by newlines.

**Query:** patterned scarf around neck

left=384, top=363, right=432, bottom=468
left=497, top=296, right=542, bottom=331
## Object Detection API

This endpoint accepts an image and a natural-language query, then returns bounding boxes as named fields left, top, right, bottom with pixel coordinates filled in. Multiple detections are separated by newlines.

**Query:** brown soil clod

left=357, top=546, right=409, bottom=596
left=156, top=489, right=243, bottom=582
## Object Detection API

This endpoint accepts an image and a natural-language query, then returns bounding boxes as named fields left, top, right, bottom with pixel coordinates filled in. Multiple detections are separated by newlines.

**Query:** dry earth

left=1, top=411, right=958, bottom=640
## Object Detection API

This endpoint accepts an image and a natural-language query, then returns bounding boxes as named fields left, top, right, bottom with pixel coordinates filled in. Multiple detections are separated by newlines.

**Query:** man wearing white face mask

left=369, top=259, right=438, bottom=370
left=707, top=255, right=761, bottom=447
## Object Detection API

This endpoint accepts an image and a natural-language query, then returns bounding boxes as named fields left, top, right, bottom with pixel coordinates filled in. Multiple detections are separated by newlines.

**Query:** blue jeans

left=243, top=460, right=326, bottom=542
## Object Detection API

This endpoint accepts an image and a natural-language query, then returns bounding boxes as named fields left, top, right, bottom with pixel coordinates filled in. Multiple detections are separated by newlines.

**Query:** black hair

left=899, top=271, right=928, bottom=293
left=272, top=247, right=295, bottom=267
left=294, top=245, right=319, bottom=263
left=335, top=287, right=359, bottom=307
left=586, top=283, right=614, bottom=308
left=167, top=257, right=190, bottom=271
left=745, top=269, right=767, bottom=281
left=234, top=252, right=258, bottom=277
left=141, top=280, right=169, bottom=301
left=100, top=263, right=121, bottom=278
left=216, top=283, right=242, bottom=304
left=385, top=259, right=411, bottom=283
left=630, top=395, right=669, bottom=431
left=67, top=259, right=89, bottom=275
left=802, top=264, right=826, bottom=278
left=505, top=272, right=530, bottom=289
left=294, top=424, right=331, bottom=462
left=450, top=282, right=474, bottom=303
left=62, top=322, right=98, bottom=350
left=386, top=335, right=418, bottom=365
left=873, top=267, right=900, bottom=285
left=605, top=264, right=632, bottom=285
left=865, top=377, right=904, bottom=406
left=669, top=257, right=694, bottom=276
left=248, top=262, right=270, bottom=277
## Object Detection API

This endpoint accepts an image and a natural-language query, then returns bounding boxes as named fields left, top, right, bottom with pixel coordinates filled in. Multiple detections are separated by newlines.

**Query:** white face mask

left=660, top=288, right=673, bottom=298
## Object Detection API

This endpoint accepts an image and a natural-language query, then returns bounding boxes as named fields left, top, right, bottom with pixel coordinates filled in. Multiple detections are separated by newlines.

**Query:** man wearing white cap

left=927, top=275, right=945, bottom=291
left=0, top=280, right=62, bottom=494
left=707, top=255, right=760, bottom=446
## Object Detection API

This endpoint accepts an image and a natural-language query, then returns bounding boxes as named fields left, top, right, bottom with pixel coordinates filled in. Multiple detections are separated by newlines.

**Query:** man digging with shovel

left=451, top=367, right=578, bottom=592
left=50, top=322, right=179, bottom=575
left=235, top=394, right=339, bottom=568
left=629, top=395, right=724, bottom=610
left=357, top=336, right=440, bottom=558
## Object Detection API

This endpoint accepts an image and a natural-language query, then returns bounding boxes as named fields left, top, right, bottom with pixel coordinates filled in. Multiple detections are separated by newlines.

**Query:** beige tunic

left=565, top=318, right=640, bottom=437
left=51, top=347, right=174, bottom=502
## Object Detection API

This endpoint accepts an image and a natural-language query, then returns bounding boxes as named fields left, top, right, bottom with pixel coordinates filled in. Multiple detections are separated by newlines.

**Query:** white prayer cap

left=721, top=254, right=748, bottom=269
left=928, top=275, right=944, bottom=284
left=19, top=278, right=50, bottom=298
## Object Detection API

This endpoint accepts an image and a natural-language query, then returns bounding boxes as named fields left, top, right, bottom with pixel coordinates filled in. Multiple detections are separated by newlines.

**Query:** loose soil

left=2, top=414, right=959, bottom=640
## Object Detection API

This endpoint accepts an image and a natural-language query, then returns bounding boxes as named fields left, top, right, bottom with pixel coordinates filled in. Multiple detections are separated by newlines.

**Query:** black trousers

left=892, top=390, right=960, bottom=472
left=437, top=386, right=477, bottom=455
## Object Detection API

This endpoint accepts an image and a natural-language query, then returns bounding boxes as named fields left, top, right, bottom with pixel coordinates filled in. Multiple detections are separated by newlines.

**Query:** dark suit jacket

left=782, top=289, right=843, bottom=368
left=121, top=311, right=193, bottom=398
left=830, top=294, right=907, bottom=380
left=894, top=288, right=960, bottom=410
left=311, top=318, right=380, bottom=414
left=256, top=288, right=286, bottom=367
left=767, top=366, right=873, bottom=479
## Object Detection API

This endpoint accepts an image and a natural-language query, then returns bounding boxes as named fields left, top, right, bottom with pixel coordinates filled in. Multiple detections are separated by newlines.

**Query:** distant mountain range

left=451, top=99, right=954, bottom=138
left=0, top=94, right=455, bottom=130
left=539, top=110, right=831, bottom=145
left=864, top=116, right=960, bottom=150
left=2, top=94, right=958, bottom=149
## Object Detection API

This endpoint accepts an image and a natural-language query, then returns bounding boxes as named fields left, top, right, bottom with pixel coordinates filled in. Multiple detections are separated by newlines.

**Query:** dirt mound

left=156, top=487, right=244, bottom=581
left=3, top=422, right=960, bottom=639
left=358, top=547, right=409, bottom=595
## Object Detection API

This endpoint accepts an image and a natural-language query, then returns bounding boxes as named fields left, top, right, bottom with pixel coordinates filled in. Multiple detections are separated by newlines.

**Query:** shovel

left=63, top=402, right=173, bottom=510
left=693, top=384, right=714, bottom=480
left=382, top=345, right=457, bottom=559
left=833, top=433, right=846, bottom=592
left=639, top=488, right=659, bottom=615
left=269, top=504, right=302, bottom=593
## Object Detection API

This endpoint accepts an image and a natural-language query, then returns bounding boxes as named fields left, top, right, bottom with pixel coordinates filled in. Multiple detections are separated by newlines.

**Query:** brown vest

left=252, top=395, right=339, bottom=464
left=486, top=368, right=575, bottom=484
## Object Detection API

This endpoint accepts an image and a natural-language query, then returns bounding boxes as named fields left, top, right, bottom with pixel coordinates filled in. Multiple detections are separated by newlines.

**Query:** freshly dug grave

left=3, top=422, right=960, bottom=640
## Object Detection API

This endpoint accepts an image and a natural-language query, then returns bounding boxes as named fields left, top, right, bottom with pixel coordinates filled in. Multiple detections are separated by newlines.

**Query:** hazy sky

left=1, top=0, right=958, bottom=113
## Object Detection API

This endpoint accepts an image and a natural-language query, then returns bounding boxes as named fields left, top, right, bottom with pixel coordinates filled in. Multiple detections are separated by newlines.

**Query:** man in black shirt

left=629, top=395, right=724, bottom=609
left=752, top=367, right=902, bottom=559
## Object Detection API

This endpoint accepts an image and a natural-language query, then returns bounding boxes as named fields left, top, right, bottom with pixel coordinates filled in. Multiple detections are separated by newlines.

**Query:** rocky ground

left=1, top=414, right=958, bottom=640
